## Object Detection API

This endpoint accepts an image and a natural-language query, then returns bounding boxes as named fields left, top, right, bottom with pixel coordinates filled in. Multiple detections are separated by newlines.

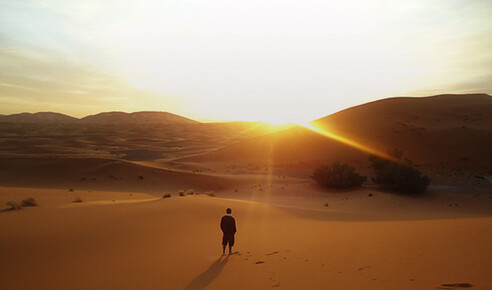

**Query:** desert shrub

left=162, top=193, right=171, bottom=199
left=21, top=197, right=37, bottom=207
left=178, top=190, right=185, bottom=197
left=186, top=189, right=195, bottom=195
left=205, top=191, right=215, bottom=197
left=6, top=201, right=20, bottom=210
left=73, top=197, right=83, bottom=203
left=312, top=162, right=367, bottom=188
left=369, top=151, right=430, bottom=194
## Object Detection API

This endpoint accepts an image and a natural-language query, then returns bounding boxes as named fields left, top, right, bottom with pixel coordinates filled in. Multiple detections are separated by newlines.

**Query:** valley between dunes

left=1, top=94, right=491, bottom=289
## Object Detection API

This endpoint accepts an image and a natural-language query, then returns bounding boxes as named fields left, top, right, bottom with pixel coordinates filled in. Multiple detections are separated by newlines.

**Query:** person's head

left=226, top=208, right=232, bottom=214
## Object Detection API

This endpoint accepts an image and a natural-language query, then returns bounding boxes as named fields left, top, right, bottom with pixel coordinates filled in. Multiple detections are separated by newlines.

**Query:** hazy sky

left=1, top=0, right=491, bottom=123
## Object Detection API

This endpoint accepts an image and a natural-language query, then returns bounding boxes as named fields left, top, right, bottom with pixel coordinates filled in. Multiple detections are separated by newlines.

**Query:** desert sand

left=1, top=94, right=492, bottom=289
left=1, top=187, right=491, bottom=290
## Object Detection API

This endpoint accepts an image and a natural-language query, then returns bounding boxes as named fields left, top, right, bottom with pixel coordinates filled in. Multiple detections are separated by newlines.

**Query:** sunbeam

left=300, top=122, right=395, bottom=161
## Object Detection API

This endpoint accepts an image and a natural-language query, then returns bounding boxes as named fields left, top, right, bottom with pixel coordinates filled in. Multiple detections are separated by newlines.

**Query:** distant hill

left=0, top=112, right=78, bottom=123
left=79, top=111, right=199, bottom=125
left=0, top=111, right=199, bottom=125
left=180, top=94, right=492, bottom=171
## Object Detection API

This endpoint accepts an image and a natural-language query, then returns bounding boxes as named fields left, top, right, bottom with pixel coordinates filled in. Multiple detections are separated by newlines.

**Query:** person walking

left=220, top=208, right=236, bottom=255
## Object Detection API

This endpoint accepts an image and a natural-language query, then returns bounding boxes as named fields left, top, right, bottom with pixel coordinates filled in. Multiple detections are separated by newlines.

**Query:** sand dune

left=180, top=94, right=492, bottom=170
left=0, top=111, right=198, bottom=125
left=1, top=192, right=491, bottom=289
left=174, top=94, right=492, bottom=193
left=313, top=93, right=492, bottom=169
left=0, top=158, right=233, bottom=193
left=0, top=112, right=78, bottom=123
left=179, top=125, right=367, bottom=165
left=0, top=119, right=285, bottom=163
left=79, top=111, right=199, bottom=125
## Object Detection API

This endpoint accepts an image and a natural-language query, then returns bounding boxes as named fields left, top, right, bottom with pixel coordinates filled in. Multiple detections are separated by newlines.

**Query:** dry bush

left=186, top=189, right=195, bottom=195
left=369, top=151, right=430, bottom=194
left=21, top=197, right=37, bottom=207
left=6, top=201, right=20, bottom=210
left=178, top=190, right=185, bottom=197
left=312, top=162, right=366, bottom=188
left=73, top=197, right=83, bottom=203
left=162, top=193, right=171, bottom=199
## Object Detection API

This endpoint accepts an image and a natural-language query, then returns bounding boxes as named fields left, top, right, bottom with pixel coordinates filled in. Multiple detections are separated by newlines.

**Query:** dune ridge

left=313, top=93, right=492, bottom=167
left=181, top=94, right=491, bottom=166
left=0, top=111, right=198, bottom=125
left=0, top=112, right=78, bottom=123
left=79, top=111, right=199, bottom=124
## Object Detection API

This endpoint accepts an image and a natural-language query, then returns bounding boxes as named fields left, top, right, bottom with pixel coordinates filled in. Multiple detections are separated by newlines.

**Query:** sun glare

left=301, top=122, right=395, bottom=161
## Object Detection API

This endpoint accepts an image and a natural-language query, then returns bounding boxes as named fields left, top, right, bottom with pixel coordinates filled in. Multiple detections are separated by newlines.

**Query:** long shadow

left=0, top=208, right=18, bottom=214
left=184, top=256, right=229, bottom=290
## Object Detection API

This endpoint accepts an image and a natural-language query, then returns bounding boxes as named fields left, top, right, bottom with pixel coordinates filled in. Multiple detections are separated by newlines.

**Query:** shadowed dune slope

left=0, top=158, right=232, bottom=193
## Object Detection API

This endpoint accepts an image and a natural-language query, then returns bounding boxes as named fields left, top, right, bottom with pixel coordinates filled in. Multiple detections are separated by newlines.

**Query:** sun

left=245, top=113, right=317, bottom=127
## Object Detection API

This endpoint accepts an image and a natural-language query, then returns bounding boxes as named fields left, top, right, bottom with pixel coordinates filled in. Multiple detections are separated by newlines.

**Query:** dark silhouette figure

left=220, top=208, right=236, bottom=255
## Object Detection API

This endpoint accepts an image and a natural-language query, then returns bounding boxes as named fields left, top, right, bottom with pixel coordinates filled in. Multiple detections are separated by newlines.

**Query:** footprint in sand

left=438, top=283, right=473, bottom=289
left=266, top=251, right=279, bottom=256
